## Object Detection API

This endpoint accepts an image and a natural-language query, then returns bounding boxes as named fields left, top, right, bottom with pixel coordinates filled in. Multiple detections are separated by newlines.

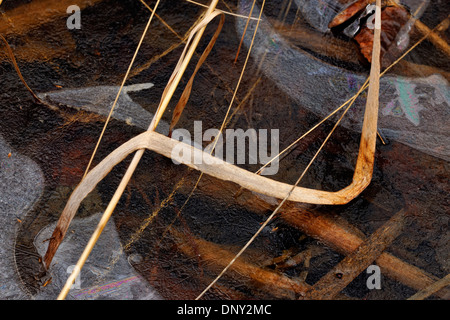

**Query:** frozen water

left=38, top=83, right=170, bottom=135
left=293, top=0, right=344, bottom=32
left=293, top=0, right=429, bottom=33
left=0, top=134, right=161, bottom=300
left=34, top=212, right=162, bottom=300
left=237, top=0, right=450, bottom=161
left=0, top=135, right=44, bottom=299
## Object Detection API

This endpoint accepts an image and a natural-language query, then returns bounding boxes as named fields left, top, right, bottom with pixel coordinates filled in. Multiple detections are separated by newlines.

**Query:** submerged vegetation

left=0, top=0, right=448, bottom=300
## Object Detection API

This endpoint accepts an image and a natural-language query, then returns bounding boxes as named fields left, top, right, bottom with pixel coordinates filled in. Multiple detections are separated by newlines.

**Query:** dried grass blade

left=0, top=34, right=49, bottom=107
left=51, top=0, right=221, bottom=300
left=350, top=0, right=381, bottom=195
left=169, top=14, right=225, bottom=136
left=149, top=8, right=223, bottom=130
left=233, top=0, right=256, bottom=63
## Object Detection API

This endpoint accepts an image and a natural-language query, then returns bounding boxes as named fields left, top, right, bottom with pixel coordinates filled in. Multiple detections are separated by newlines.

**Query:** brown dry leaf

left=354, top=6, right=410, bottom=63
left=329, top=0, right=373, bottom=29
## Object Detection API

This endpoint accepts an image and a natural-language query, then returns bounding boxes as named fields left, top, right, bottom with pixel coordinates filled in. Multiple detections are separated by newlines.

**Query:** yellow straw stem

left=57, top=0, right=220, bottom=300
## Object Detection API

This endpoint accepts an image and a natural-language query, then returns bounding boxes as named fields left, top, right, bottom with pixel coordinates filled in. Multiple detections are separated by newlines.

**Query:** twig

left=171, top=228, right=310, bottom=299
left=280, top=205, right=450, bottom=299
left=303, top=208, right=407, bottom=300
left=407, top=274, right=450, bottom=300
left=125, top=167, right=450, bottom=300
left=411, top=16, right=450, bottom=56
left=387, top=0, right=450, bottom=57
left=41, top=125, right=450, bottom=298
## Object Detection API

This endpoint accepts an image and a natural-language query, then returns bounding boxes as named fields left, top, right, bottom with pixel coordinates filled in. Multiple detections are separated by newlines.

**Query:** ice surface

left=34, top=212, right=162, bottom=300
left=0, top=133, right=161, bottom=300
left=237, top=0, right=450, bottom=161
left=0, top=135, right=44, bottom=299
left=38, top=83, right=170, bottom=135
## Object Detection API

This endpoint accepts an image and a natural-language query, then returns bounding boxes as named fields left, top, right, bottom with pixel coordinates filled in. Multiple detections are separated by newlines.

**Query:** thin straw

left=82, top=0, right=161, bottom=179
left=57, top=0, right=220, bottom=300
left=195, top=0, right=383, bottom=299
